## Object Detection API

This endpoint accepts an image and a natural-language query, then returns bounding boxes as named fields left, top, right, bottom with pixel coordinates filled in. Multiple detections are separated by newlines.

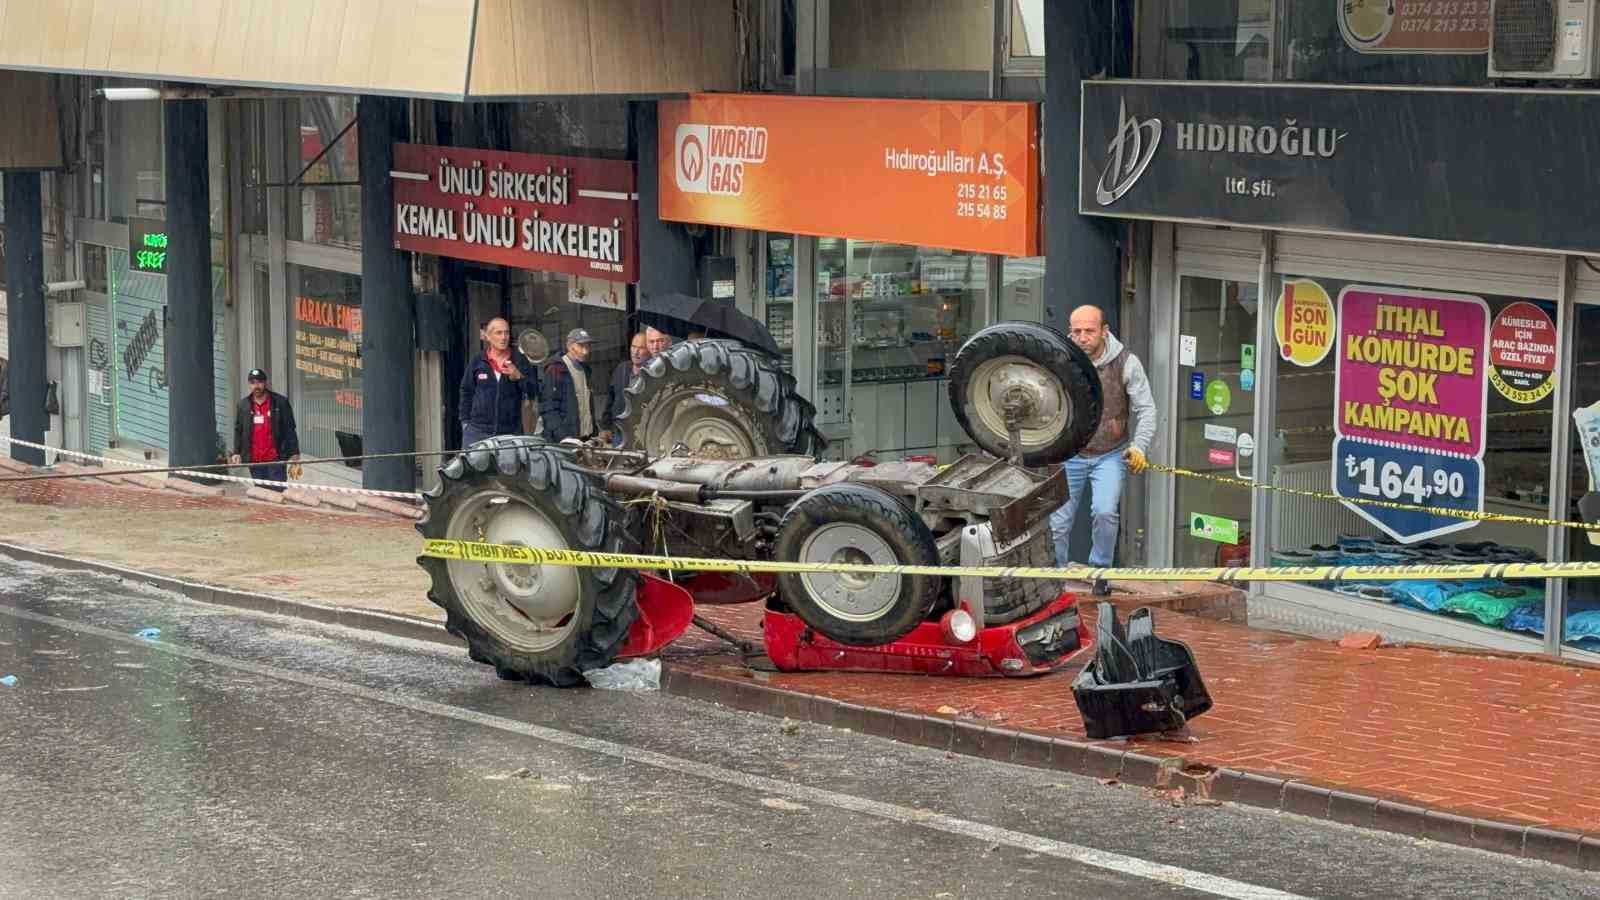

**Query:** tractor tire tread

left=948, top=322, right=1103, bottom=467
left=416, top=436, right=638, bottom=687
left=618, top=339, right=825, bottom=456
left=774, top=483, right=941, bottom=646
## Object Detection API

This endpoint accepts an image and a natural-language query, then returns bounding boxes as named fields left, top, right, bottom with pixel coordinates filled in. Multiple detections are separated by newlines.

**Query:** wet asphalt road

left=0, top=555, right=1593, bottom=900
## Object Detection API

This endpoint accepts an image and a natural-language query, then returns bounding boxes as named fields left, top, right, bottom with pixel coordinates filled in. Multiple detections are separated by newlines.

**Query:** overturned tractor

left=417, top=321, right=1104, bottom=686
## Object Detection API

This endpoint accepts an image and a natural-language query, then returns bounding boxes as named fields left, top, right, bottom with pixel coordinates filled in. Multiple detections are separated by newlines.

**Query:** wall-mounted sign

left=1332, top=286, right=1489, bottom=542
left=294, top=295, right=364, bottom=410
left=391, top=144, right=638, bottom=282
left=1338, top=0, right=1491, bottom=55
left=1487, top=301, right=1557, bottom=405
left=1190, top=512, right=1240, bottom=545
left=1080, top=81, right=1600, bottom=255
left=127, top=217, right=169, bottom=276
left=1275, top=278, right=1336, bottom=367
left=658, top=93, right=1040, bottom=257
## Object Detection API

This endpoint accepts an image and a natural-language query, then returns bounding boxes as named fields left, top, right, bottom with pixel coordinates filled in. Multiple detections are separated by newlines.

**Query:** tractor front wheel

left=773, top=483, right=942, bottom=646
left=416, top=437, right=639, bottom=686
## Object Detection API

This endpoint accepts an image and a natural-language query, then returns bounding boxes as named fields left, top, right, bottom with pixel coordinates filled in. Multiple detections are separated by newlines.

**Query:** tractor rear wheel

left=949, top=322, right=1102, bottom=467
left=416, top=437, right=639, bottom=686
left=618, top=339, right=824, bottom=459
left=774, top=483, right=942, bottom=646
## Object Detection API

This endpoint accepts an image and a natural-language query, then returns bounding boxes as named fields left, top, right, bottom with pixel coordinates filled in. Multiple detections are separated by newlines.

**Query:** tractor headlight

left=940, top=609, right=977, bottom=644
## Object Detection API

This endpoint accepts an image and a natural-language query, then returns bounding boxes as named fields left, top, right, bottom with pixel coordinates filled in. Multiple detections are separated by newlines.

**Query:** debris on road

left=759, top=797, right=808, bottom=812
left=780, top=718, right=801, bottom=735
left=582, top=658, right=660, bottom=691
left=0, top=674, right=17, bottom=687
left=134, top=627, right=160, bottom=640
left=485, top=767, right=536, bottom=781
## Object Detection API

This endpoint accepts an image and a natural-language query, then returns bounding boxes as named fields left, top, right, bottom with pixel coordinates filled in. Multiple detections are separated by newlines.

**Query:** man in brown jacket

left=1050, top=305, right=1157, bottom=593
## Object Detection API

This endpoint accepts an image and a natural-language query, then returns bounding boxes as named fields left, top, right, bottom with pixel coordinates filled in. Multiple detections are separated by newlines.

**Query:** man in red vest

left=229, top=368, right=301, bottom=491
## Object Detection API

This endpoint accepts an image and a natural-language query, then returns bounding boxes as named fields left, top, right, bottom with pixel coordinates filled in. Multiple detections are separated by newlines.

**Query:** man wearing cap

left=459, top=316, right=541, bottom=447
left=541, top=328, right=601, bottom=443
left=229, top=369, right=301, bottom=491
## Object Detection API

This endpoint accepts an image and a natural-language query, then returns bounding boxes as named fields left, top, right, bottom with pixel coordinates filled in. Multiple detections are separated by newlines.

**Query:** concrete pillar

left=1046, top=1, right=1125, bottom=565
left=164, top=100, right=218, bottom=472
left=3, top=172, right=46, bottom=465
left=631, top=101, right=697, bottom=301
left=1044, top=1, right=1122, bottom=334
left=357, top=95, right=415, bottom=492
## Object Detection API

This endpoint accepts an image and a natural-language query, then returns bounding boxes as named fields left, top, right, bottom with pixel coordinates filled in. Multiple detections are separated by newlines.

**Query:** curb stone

left=659, top=665, right=1596, bottom=870
left=0, top=538, right=1592, bottom=870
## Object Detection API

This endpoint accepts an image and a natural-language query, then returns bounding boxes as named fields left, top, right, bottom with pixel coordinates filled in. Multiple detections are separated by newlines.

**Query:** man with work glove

left=230, top=368, right=301, bottom=492
left=1050, top=305, right=1157, bottom=595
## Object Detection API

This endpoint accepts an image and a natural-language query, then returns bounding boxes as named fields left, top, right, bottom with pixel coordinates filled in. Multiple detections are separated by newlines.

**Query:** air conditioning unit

left=1489, top=0, right=1600, bottom=79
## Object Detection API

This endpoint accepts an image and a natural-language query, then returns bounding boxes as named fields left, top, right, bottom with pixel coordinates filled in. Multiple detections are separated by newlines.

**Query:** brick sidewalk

left=3, top=467, right=1599, bottom=862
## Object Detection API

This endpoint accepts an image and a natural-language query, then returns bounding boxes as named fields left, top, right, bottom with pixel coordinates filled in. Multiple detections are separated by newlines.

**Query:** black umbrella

left=637, top=292, right=781, bottom=356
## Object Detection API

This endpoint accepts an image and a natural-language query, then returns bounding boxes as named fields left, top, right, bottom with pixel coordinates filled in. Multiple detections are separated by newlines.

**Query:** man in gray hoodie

left=1051, top=304, right=1157, bottom=594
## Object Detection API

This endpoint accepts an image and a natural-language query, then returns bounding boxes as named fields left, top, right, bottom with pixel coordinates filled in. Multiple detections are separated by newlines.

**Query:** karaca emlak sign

left=391, top=144, right=638, bottom=282
left=658, top=93, right=1040, bottom=257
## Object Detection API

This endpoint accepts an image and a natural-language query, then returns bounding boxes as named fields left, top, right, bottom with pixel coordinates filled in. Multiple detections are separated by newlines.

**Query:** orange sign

left=658, top=93, right=1040, bottom=257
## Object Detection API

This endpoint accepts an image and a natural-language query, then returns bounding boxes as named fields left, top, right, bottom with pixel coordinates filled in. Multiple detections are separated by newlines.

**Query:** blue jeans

left=249, top=463, right=288, bottom=493
left=1049, top=447, right=1126, bottom=567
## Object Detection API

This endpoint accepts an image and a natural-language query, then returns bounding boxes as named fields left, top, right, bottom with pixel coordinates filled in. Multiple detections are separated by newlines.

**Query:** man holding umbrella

left=637, top=292, right=781, bottom=356
left=601, top=332, right=649, bottom=445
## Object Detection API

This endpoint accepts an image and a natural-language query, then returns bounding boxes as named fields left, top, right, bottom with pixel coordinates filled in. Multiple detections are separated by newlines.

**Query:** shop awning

left=0, top=0, right=736, bottom=101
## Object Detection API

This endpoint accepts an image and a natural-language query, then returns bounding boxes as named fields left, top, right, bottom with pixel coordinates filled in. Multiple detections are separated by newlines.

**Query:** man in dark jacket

left=229, top=368, right=300, bottom=491
left=600, top=332, right=648, bottom=445
left=541, top=328, right=600, bottom=443
left=459, top=317, right=540, bottom=447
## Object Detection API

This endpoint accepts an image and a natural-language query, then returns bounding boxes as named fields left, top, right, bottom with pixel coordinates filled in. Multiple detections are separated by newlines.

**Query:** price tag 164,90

left=1332, top=436, right=1484, bottom=543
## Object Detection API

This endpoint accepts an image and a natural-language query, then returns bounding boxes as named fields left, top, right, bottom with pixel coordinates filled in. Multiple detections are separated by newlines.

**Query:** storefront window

left=1562, top=301, right=1600, bottom=653
left=814, top=239, right=986, bottom=462
left=999, top=256, right=1045, bottom=323
left=1008, top=0, right=1045, bottom=57
left=501, top=269, right=627, bottom=412
left=289, top=266, right=363, bottom=487
left=1280, top=1, right=1489, bottom=85
left=1146, top=0, right=1273, bottom=81
left=1141, top=1, right=1491, bottom=86
left=1175, top=276, right=1259, bottom=568
left=1269, top=275, right=1554, bottom=638
left=764, top=236, right=796, bottom=374
left=107, top=97, right=164, bottom=222
left=826, top=0, right=995, bottom=72
left=284, top=96, right=361, bottom=250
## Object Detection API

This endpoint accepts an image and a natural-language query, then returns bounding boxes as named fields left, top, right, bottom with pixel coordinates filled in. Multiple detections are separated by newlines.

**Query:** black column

left=1044, top=1, right=1123, bottom=334
left=164, top=100, right=217, bottom=472
left=4, top=172, right=46, bottom=466
left=1046, top=2, right=1128, bottom=565
left=631, top=101, right=697, bottom=301
left=358, top=95, right=415, bottom=492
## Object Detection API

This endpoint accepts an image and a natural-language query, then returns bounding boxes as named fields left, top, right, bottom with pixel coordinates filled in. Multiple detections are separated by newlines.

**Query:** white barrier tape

left=0, top=436, right=425, bottom=503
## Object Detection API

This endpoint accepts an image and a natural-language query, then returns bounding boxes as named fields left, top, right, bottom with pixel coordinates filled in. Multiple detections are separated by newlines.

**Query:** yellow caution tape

left=419, top=538, right=1600, bottom=583
left=1146, top=462, right=1588, bottom=532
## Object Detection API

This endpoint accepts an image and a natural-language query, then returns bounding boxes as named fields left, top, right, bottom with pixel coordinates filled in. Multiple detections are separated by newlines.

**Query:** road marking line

left=0, top=604, right=1306, bottom=900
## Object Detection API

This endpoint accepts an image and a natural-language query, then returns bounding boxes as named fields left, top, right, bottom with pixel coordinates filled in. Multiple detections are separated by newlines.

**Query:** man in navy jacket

left=459, top=317, right=540, bottom=447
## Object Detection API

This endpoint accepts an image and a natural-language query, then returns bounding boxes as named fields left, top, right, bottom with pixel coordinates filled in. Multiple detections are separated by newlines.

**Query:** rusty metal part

left=641, top=456, right=817, bottom=492
left=918, top=455, right=1068, bottom=546
left=603, top=473, right=706, bottom=503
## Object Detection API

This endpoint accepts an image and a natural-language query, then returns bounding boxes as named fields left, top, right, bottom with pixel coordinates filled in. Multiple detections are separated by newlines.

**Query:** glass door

left=1173, top=276, right=1260, bottom=568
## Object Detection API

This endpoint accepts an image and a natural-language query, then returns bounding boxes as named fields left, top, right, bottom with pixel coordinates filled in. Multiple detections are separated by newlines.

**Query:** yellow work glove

left=1123, top=446, right=1148, bottom=474
left=288, top=460, right=304, bottom=480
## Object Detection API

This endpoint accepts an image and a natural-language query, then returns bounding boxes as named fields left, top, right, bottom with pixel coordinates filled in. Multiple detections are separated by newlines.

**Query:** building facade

left=1083, top=1, right=1600, bottom=661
